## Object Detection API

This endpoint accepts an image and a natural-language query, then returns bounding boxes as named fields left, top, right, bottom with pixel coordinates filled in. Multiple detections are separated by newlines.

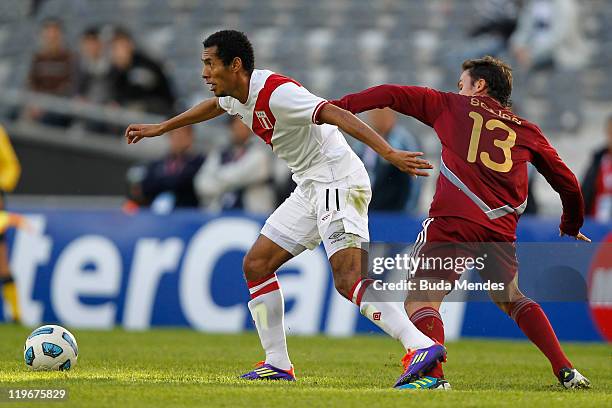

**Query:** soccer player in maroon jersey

left=332, top=56, right=591, bottom=390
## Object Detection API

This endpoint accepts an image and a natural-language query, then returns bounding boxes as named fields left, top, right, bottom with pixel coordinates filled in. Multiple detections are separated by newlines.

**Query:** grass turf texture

left=0, top=325, right=610, bottom=407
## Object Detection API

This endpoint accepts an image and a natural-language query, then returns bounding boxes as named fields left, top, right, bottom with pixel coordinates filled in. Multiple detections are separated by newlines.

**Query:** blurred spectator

left=77, top=27, right=111, bottom=106
left=467, top=0, right=520, bottom=57
left=24, top=18, right=75, bottom=127
left=356, top=108, right=422, bottom=213
left=510, top=0, right=589, bottom=131
left=581, top=115, right=612, bottom=222
left=108, top=28, right=175, bottom=115
left=444, top=0, right=520, bottom=70
left=126, top=126, right=204, bottom=213
left=195, top=116, right=275, bottom=214
left=76, top=27, right=112, bottom=133
left=470, top=0, right=522, bottom=46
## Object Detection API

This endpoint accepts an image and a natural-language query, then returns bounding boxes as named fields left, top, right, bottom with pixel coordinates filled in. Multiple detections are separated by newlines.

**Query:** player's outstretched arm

left=330, top=84, right=445, bottom=127
left=126, top=98, right=225, bottom=144
left=317, top=103, right=433, bottom=177
left=532, top=133, right=590, bottom=242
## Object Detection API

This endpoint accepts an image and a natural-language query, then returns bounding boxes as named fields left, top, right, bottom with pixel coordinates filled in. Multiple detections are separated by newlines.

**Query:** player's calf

left=408, top=305, right=446, bottom=379
left=244, top=272, right=293, bottom=374
left=329, top=248, right=363, bottom=299
left=503, top=295, right=581, bottom=385
left=330, top=248, right=437, bottom=352
left=241, top=235, right=296, bottom=376
left=346, top=275, right=438, bottom=357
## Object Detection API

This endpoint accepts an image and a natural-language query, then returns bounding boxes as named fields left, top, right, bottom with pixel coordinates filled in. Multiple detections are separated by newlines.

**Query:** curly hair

left=203, top=30, right=255, bottom=74
left=462, top=56, right=513, bottom=107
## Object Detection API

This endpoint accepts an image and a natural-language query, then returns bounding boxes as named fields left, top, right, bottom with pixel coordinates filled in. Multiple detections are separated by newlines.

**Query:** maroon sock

left=410, top=307, right=445, bottom=378
left=509, top=297, right=572, bottom=375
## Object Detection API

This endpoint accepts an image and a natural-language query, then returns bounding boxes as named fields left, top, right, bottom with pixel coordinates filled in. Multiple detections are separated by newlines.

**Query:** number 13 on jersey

left=467, top=111, right=516, bottom=173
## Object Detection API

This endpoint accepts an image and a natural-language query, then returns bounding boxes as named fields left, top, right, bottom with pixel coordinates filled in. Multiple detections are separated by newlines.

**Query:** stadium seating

left=2, top=0, right=610, bottom=109
left=1, top=0, right=611, bottom=208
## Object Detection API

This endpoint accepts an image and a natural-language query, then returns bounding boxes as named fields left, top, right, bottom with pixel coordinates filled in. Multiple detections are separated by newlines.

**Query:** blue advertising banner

left=2, top=209, right=610, bottom=342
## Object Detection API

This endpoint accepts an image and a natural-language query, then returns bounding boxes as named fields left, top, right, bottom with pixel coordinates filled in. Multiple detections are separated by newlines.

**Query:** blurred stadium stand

left=0, top=0, right=611, bottom=213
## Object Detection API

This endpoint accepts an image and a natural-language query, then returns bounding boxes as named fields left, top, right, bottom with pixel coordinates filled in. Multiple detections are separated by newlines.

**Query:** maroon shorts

left=408, top=216, right=518, bottom=285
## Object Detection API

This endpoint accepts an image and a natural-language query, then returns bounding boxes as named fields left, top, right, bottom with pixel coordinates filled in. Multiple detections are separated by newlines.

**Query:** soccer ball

left=24, top=325, right=78, bottom=371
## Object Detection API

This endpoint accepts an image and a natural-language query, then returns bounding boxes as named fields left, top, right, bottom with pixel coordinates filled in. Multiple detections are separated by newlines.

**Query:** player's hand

left=125, top=123, right=165, bottom=144
left=559, top=229, right=591, bottom=242
left=385, top=150, right=433, bottom=177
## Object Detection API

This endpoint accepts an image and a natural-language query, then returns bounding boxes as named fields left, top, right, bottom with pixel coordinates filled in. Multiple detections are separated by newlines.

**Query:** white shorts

left=261, top=167, right=371, bottom=258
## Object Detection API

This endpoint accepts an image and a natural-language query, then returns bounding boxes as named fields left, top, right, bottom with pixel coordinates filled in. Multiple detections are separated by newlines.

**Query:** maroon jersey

left=332, top=85, right=584, bottom=239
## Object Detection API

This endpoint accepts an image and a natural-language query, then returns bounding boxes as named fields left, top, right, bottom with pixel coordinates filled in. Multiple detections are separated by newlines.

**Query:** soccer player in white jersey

left=125, top=30, right=445, bottom=387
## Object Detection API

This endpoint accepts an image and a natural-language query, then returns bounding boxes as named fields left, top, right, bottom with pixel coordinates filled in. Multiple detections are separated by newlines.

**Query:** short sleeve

left=217, top=96, right=235, bottom=114
left=268, top=82, right=328, bottom=127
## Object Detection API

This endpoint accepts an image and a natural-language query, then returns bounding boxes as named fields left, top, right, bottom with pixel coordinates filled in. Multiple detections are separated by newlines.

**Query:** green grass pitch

left=0, top=325, right=610, bottom=407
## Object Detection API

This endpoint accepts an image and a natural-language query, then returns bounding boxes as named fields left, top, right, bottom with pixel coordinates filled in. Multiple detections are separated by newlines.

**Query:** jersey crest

left=254, top=111, right=274, bottom=130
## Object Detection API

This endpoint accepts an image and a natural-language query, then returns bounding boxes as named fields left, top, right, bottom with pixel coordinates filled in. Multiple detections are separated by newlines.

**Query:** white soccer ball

left=24, top=325, right=78, bottom=371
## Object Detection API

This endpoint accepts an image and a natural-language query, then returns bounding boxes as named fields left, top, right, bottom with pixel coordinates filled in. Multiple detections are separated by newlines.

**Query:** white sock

left=350, top=278, right=435, bottom=350
left=247, top=273, right=292, bottom=371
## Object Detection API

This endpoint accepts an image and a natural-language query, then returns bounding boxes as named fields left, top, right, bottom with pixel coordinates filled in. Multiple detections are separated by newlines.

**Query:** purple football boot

left=240, top=361, right=296, bottom=381
left=394, top=343, right=447, bottom=388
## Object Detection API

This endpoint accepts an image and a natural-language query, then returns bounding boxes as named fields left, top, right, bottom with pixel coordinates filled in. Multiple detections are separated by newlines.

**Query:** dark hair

left=203, top=30, right=255, bottom=74
left=112, top=27, right=133, bottom=42
left=81, top=26, right=100, bottom=38
left=462, top=56, right=513, bottom=107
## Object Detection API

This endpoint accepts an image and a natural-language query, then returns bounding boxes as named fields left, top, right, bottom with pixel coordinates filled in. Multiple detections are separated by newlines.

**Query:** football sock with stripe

left=247, top=273, right=292, bottom=371
left=410, top=307, right=445, bottom=378
left=509, top=297, right=572, bottom=374
left=349, top=277, right=435, bottom=350
left=1, top=275, right=20, bottom=322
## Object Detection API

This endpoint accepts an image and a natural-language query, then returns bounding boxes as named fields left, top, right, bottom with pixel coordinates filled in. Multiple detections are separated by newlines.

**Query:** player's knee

left=489, top=279, right=523, bottom=314
left=242, top=253, right=274, bottom=281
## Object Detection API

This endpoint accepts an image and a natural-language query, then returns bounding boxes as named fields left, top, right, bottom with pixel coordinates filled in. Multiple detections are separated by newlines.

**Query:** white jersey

left=217, top=69, right=364, bottom=184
